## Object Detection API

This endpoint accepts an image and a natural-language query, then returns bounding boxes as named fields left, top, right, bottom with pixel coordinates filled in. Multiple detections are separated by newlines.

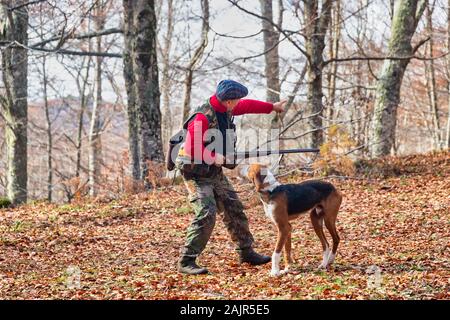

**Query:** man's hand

left=273, top=100, right=287, bottom=113
left=214, top=153, right=225, bottom=167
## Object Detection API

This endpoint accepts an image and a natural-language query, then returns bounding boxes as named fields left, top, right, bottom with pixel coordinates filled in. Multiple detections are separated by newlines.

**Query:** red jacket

left=184, top=95, right=273, bottom=163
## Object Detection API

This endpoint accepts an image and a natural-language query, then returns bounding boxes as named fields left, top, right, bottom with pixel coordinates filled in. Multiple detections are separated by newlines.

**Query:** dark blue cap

left=216, top=80, right=248, bottom=101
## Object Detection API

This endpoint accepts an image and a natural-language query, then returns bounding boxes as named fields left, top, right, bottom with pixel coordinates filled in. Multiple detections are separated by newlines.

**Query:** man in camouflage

left=176, top=80, right=286, bottom=275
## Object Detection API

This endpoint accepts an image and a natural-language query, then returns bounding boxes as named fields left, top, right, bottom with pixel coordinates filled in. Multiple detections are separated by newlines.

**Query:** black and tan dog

left=240, top=164, right=342, bottom=276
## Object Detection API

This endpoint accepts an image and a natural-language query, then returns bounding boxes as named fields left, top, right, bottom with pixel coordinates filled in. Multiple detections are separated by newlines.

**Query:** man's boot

left=177, top=256, right=208, bottom=275
left=238, top=248, right=271, bottom=265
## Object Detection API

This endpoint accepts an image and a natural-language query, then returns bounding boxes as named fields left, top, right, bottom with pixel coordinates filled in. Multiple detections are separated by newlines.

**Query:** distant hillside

left=0, top=98, right=129, bottom=202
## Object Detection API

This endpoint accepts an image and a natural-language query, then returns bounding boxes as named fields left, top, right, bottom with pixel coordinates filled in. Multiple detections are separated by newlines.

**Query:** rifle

left=220, top=148, right=320, bottom=169
left=166, top=129, right=321, bottom=170
left=234, top=148, right=320, bottom=160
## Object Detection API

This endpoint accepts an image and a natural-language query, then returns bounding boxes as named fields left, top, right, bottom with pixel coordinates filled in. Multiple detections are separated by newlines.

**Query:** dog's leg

left=324, top=218, right=339, bottom=267
left=310, top=210, right=330, bottom=269
left=281, top=223, right=293, bottom=274
left=271, top=223, right=290, bottom=277
left=323, top=191, right=342, bottom=268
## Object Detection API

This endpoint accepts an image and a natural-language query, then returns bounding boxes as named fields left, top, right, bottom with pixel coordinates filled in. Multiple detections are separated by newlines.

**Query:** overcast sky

left=27, top=0, right=446, bottom=110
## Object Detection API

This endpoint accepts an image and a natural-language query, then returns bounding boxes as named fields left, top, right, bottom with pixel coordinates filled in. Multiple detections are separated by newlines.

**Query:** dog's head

left=240, top=164, right=279, bottom=193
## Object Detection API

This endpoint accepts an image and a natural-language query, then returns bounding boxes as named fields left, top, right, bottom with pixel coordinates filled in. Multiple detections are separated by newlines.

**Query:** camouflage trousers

left=180, top=168, right=254, bottom=258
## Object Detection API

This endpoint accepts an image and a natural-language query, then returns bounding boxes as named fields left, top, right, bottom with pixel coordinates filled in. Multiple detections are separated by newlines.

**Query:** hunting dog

left=240, top=164, right=342, bottom=276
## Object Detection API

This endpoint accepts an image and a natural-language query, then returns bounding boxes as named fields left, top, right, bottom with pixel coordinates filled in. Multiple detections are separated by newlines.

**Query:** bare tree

left=370, top=0, right=426, bottom=157
left=181, top=0, right=209, bottom=123
left=41, top=55, right=53, bottom=201
left=123, top=0, right=140, bottom=183
left=447, top=0, right=450, bottom=149
left=0, top=0, right=29, bottom=204
left=88, top=0, right=108, bottom=196
left=326, top=0, right=341, bottom=126
left=303, top=0, right=332, bottom=148
left=260, top=0, right=284, bottom=130
left=123, top=0, right=164, bottom=188
left=424, top=2, right=442, bottom=150
left=260, top=0, right=281, bottom=104
left=160, top=0, right=175, bottom=151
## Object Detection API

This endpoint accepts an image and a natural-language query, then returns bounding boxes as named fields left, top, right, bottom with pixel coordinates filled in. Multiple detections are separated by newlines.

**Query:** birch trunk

left=424, top=3, right=442, bottom=150
left=0, top=1, right=29, bottom=204
left=76, top=57, right=92, bottom=178
left=38, top=10, right=53, bottom=201
left=42, top=56, right=53, bottom=202
left=161, top=0, right=174, bottom=153
left=370, top=0, right=426, bottom=157
left=326, top=0, right=340, bottom=126
left=88, top=7, right=105, bottom=197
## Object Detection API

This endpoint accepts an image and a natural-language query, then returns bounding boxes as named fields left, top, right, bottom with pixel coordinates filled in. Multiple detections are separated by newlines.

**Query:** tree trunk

left=132, top=0, right=164, bottom=187
left=38, top=10, right=53, bottom=202
left=161, top=0, right=174, bottom=154
left=88, top=5, right=105, bottom=196
left=76, top=57, right=92, bottom=178
left=122, top=0, right=141, bottom=182
left=370, top=0, right=426, bottom=158
left=181, top=0, right=209, bottom=123
left=326, top=0, right=340, bottom=127
left=303, top=0, right=332, bottom=148
left=260, top=0, right=283, bottom=129
left=42, top=56, right=53, bottom=202
left=446, top=0, right=450, bottom=149
left=0, top=1, right=29, bottom=204
left=260, top=0, right=281, bottom=103
left=424, top=3, right=442, bottom=150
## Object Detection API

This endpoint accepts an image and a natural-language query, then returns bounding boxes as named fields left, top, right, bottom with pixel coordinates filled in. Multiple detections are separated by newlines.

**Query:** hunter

left=176, top=79, right=286, bottom=275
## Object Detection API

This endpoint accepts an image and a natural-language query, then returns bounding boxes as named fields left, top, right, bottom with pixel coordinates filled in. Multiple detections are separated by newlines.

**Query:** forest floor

left=0, top=152, right=449, bottom=300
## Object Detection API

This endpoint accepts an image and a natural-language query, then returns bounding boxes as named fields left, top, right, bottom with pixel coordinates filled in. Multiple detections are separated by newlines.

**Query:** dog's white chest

left=261, top=200, right=276, bottom=223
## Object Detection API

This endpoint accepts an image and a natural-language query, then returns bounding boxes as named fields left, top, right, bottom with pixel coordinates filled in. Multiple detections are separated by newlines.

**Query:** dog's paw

left=326, top=253, right=336, bottom=266
left=317, top=262, right=328, bottom=270
left=279, top=270, right=289, bottom=276
left=269, top=269, right=281, bottom=277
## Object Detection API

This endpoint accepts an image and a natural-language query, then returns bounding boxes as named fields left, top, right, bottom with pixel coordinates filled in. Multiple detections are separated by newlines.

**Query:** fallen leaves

left=0, top=151, right=449, bottom=299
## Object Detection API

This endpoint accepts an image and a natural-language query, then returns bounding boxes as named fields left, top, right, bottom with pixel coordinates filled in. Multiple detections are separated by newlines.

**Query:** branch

left=186, top=0, right=209, bottom=70
left=412, top=36, right=430, bottom=53
left=194, top=34, right=289, bottom=72
left=323, top=50, right=448, bottom=66
left=32, top=28, right=123, bottom=48
left=279, top=64, right=307, bottom=122
left=7, top=0, right=47, bottom=11
left=3, top=40, right=122, bottom=58
left=227, top=0, right=309, bottom=58
left=32, top=46, right=122, bottom=58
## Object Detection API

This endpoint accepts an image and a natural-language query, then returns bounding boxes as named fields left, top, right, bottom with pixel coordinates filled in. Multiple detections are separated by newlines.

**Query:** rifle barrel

left=234, top=148, right=320, bottom=159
